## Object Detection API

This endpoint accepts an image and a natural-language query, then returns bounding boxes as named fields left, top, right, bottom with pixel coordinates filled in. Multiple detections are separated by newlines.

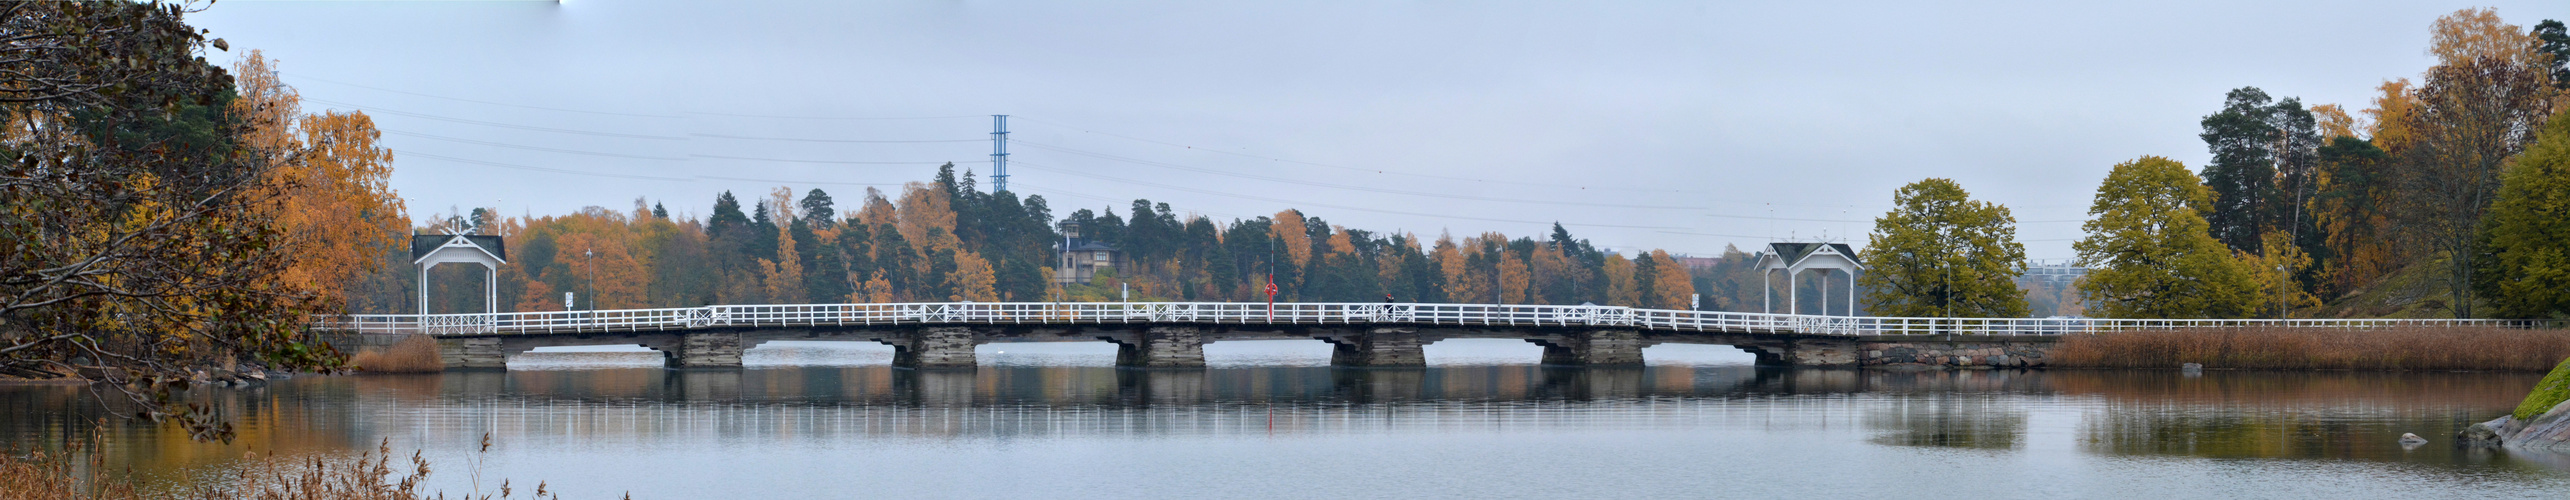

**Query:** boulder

left=2458, top=416, right=2512, bottom=447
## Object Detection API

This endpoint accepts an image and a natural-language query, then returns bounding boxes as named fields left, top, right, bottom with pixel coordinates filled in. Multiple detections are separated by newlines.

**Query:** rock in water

left=2400, top=433, right=2428, bottom=445
left=2458, top=416, right=2512, bottom=448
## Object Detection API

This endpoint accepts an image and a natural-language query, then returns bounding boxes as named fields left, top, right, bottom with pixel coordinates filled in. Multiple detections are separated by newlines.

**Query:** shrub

left=349, top=335, right=443, bottom=373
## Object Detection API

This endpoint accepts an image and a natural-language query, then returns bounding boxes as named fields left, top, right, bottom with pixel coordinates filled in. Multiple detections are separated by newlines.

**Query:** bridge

left=310, top=301, right=2543, bottom=370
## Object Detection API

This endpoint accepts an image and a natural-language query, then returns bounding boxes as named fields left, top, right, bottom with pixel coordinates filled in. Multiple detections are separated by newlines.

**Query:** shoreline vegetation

left=2049, top=327, right=2570, bottom=372
left=0, top=434, right=570, bottom=500
left=348, top=336, right=444, bottom=374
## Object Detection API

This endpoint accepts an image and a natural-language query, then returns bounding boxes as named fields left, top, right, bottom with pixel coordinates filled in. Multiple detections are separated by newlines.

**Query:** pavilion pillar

left=1788, top=269, right=1800, bottom=315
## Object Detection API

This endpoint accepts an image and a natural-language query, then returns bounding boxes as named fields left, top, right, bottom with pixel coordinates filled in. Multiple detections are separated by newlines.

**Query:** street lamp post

left=585, top=246, right=595, bottom=312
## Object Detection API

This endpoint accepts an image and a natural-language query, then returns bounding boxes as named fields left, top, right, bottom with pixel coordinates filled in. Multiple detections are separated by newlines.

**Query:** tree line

left=363, top=162, right=1711, bottom=314
left=1857, top=8, right=2570, bottom=320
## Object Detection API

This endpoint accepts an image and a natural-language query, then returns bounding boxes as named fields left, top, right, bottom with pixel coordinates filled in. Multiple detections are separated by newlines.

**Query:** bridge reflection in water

left=2, top=360, right=2557, bottom=497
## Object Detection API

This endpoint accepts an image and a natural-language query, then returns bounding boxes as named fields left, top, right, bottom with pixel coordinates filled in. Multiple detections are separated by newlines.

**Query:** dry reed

left=2, top=434, right=560, bottom=500
left=2049, top=326, right=2570, bottom=371
left=350, top=335, right=443, bottom=374
left=0, top=446, right=141, bottom=500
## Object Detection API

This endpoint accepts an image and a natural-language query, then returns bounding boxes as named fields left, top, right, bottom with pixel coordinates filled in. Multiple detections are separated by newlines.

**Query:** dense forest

left=364, top=164, right=1730, bottom=315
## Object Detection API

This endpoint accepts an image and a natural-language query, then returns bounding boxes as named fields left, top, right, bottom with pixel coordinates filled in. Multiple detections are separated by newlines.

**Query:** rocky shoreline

left=2460, top=399, right=2570, bottom=451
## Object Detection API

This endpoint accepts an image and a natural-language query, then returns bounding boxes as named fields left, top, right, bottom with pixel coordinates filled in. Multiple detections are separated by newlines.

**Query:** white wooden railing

left=309, top=302, right=2555, bottom=337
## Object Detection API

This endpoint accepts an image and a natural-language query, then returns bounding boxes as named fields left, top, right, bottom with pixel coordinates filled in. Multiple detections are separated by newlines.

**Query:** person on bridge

left=1385, top=293, right=1396, bottom=304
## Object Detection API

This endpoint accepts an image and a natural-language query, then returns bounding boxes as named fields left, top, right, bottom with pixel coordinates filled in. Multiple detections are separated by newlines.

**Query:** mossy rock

left=2517, top=357, right=2570, bottom=421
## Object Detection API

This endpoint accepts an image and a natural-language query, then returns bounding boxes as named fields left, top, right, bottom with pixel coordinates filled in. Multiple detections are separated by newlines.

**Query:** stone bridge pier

left=1529, top=329, right=1649, bottom=367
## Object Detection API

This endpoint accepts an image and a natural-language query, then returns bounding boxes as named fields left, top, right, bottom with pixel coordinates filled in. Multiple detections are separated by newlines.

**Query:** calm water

left=6, top=340, right=2570, bottom=498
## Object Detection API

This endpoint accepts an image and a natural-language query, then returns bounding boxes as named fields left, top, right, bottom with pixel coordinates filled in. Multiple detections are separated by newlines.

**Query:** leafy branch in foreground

left=1, top=1, right=359, bottom=442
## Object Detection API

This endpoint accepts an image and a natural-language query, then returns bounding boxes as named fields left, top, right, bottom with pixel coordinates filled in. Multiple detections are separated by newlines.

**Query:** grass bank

left=2049, top=326, right=2570, bottom=371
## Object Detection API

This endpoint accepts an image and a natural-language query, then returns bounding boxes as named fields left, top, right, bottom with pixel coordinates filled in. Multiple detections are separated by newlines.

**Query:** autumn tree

left=228, top=53, right=410, bottom=310
left=2476, top=112, right=2570, bottom=319
left=2309, top=136, right=2399, bottom=294
left=2392, top=8, right=2557, bottom=317
left=2242, top=231, right=2321, bottom=318
left=1645, top=250, right=1695, bottom=310
left=2075, top=157, right=2258, bottom=319
left=1859, top=178, right=2028, bottom=318
left=0, top=0, right=351, bottom=439
left=1604, top=253, right=1638, bottom=307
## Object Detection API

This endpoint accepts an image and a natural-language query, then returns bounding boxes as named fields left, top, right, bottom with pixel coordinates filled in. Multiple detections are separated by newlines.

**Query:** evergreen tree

left=800, top=188, right=836, bottom=229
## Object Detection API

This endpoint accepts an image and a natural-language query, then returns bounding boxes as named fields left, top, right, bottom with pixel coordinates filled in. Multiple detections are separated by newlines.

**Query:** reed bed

left=1, top=435, right=567, bottom=500
left=2049, top=326, right=2570, bottom=371
left=349, top=335, right=443, bottom=374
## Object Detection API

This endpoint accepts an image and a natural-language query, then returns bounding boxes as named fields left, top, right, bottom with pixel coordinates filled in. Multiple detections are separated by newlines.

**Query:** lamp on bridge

left=1756, top=242, right=1863, bottom=316
left=411, top=234, right=508, bottom=316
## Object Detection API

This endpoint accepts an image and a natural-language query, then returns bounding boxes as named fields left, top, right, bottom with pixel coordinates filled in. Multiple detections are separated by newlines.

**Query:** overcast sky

left=193, top=1, right=2562, bottom=260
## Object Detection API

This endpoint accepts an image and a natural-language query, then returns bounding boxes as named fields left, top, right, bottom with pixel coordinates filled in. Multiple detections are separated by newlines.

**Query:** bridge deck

left=310, top=302, right=2548, bottom=337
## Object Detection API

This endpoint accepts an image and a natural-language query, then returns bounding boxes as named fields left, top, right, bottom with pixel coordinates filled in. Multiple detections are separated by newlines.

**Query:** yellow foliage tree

left=1434, top=234, right=1481, bottom=303
left=1498, top=252, right=1530, bottom=304
left=1649, top=250, right=1697, bottom=310
left=234, top=53, right=408, bottom=310
left=950, top=251, right=999, bottom=301
left=2309, top=104, right=2360, bottom=141
left=2240, top=231, right=2321, bottom=318
left=1605, top=254, right=1638, bottom=306
left=760, top=223, right=806, bottom=303
left=1273, top=210, right=1312, bottom=278
left=554, top=230, right=647, bottom=310
left=895, top=181, right=956, bottom=249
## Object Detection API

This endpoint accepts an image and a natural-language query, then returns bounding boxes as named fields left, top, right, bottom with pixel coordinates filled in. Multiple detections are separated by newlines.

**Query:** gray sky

left=193, top=1, right=2563, bottom=260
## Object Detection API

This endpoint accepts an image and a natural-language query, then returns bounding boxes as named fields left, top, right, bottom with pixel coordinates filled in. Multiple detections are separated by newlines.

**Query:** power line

left=396, top=149, right=904, bottom=187
left=286, top=73, right=984, bottom=122
left=310, top=98, right=684, bottom=140
left=396, top=150, right=696, bottom=181
left=688, top=154, right=989, bottom=166
left=685, top=112, right=987, bottom=121
left=1010, top=160, right=1680, bottom=231
left=1012, top=116, right=1893, bottom=210
left=384, top=130, right=684, bottom=160
left=1014, top=140, right=1700, bottom=211
left=689, top=133, right=985, bottom=144
left=1012, top=116, right=1719, bottom=197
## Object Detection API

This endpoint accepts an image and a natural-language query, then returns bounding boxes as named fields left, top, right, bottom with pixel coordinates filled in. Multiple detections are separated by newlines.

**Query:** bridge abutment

left=437, top=337, right=505, bottom=369
left=1329, top=328, right=1426, bottom=367
left=1116, top=326, right=1206, bottom=368
left=893, top=326, right=979, bottom=369
left=1534, top=329, right=1649, bottom=367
